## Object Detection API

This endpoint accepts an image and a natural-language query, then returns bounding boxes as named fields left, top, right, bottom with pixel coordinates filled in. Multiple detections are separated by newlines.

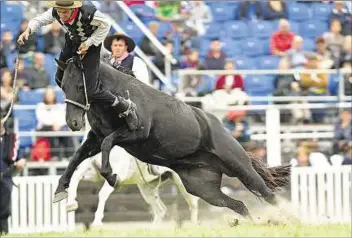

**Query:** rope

left=134, top=158, right=162, bottom=191
left=1, top=51, right=20, bottom=124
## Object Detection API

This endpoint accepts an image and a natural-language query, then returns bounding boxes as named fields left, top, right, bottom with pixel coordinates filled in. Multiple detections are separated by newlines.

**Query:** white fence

left=291, top=166, right=352, bottom=223
left=9, top=176, right=75, bottom=234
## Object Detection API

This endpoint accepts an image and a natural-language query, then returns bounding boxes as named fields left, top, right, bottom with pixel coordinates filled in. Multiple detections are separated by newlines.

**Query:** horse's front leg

left=100, top=128, right=148, bottom=187
left=53, top=131, right=102, bottom=203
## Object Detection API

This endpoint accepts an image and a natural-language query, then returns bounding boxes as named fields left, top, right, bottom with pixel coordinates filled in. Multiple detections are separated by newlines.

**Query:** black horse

left=53, top=56, right=290, bottom=219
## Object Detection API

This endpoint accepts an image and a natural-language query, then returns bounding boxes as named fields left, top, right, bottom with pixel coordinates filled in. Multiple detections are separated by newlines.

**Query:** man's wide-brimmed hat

left=104, top=33, right=136, bottom=53
left=47, top=1, right=82, bottom=9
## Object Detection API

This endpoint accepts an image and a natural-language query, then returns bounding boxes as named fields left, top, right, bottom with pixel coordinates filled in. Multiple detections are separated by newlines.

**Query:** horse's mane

left=113, top=65, right=136, bottom=78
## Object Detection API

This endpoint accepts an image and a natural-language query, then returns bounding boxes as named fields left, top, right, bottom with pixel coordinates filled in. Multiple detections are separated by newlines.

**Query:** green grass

left=6, top=222, right=351, bottom=237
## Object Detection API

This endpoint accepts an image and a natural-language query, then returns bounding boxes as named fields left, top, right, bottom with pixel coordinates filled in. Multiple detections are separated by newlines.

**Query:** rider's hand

left=77, top=42, right=89, bottom=55
left=15, top=159, right=26, bottom=171
left=17, top=28, right=31, bottom=45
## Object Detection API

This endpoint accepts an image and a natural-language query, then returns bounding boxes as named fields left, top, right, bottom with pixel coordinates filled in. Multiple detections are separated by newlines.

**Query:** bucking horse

left=53, top=56, right=290, bottom=220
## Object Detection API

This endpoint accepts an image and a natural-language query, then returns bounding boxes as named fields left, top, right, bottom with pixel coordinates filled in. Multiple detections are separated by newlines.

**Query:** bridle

left=63, top=57, right=90, bottom=111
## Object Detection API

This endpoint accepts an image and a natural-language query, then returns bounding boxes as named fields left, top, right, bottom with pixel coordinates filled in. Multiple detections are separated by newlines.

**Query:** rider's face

left=56, top=8, right=74, bottom=22
left=111, top=39, right=128, bottom=58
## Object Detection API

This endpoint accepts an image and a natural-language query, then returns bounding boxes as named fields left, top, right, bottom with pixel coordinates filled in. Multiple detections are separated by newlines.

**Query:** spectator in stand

left=204, top=38, right=226, bottom=70
left=100, top=0, right=125, bottom=23
left=1, top=31, right=16, bottom=56
left=286, top=35, right=307, bottom=69
left=262, top=0, right=288, bottom=20
left=341, top=144, right=352, bottom=165
left=154, top=40, right=179, bottom=82
left=180, top=49, right=200, bottom=69
left=332, top=109, right=352, bottom=155
left=270, top=19, right=295, bottom=57
left=213, top=60, right=248, bottom=106
left=223, top=110, right=251, bottom=144
left=323, top=19, right=345, bottom=68
left=0, top=69, right=14, bottom=110
left=237, top=0, right=263, bottom=20
left=330, top=1, right=352, bottom=36
left=294, top=140, right=318, bottom=167
left=26, top=52, right=50, bottom=89
left=179, top=49, right=203, bottom=96
left=44, top=21, right=65, bottom=56
left=340, top=35, right=352, bottom=67
left=15, top=19, right=37, bottom=54
left=343, top=61, right=352, bottom=96
left=140, top=21, right=160, bottom=57
left=0, top=43, right=7, bottom=69
left=12, top=58, right=32, bottom=89
left=315, top=36, right=334, bottom=69
left=35, top=87, right=72, bottom=160
left=183, top=1, right=212, bottom=36
left=156, top=1, right=183, bottom=22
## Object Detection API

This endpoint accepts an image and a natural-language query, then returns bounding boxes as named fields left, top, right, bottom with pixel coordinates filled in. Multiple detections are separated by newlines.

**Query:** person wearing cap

left=17, top=1, right=139, bottom=131
left=103, top=33, right=150, bottom=85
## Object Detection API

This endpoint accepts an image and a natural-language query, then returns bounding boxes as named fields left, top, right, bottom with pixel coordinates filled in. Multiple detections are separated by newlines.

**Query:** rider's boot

left=112, top=90, right=138, bottom=131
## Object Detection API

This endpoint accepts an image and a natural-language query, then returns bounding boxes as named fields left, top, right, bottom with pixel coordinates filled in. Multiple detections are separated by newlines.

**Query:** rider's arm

left=85, top=10, right=112, bottom=48
left=27, top=8, right=56, bottom=34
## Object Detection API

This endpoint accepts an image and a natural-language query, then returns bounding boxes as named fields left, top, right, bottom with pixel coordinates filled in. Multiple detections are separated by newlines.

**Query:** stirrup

left=118, top=98, right=134, bottom=118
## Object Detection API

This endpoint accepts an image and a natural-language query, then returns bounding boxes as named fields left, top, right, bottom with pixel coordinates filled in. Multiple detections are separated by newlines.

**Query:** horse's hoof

left=229, top=218, right=239, bottom=227
left=66, top=201, right=78, bottom=212
left=53, top=191, right=68, bottom=203
left=107, top=174, right=120, bottom=189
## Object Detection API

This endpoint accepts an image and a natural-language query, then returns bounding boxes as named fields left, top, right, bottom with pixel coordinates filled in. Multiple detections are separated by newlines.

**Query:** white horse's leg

left=137, top=182, right=167, bottom=225
left=91, top=180, right=115, bottom=226
left=66, top=157, right=95, bottom=212
left=170, top=171, right=200, bottom=224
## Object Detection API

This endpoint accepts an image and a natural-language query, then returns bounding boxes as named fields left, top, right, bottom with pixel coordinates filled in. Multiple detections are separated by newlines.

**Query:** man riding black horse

left=17, top=0, right=139, bottom=130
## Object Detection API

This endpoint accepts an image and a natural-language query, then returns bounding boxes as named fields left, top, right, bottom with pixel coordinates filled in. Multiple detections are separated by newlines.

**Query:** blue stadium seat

left=18, top=90, right=45, bottom=105
left=13, top=109, right=37, bottom=131
left=211, top=3, right=237, bottom=22
left=256, top=56, right=280, bottom=69
left=199, top=38, right=212, bottom=57
left=289, top=21, right=300, bottom=35
left=129, top=4, right=156, bottom=18
left=244, top=75, right=275, bottom=95
left=225, top=21, right=248, bottom=39
left=233, top=56, right=254, bottom=70
left=55, top=89, right=66, bottom=103
left=157, top=21, right=172, bottom=40
left=288, top=3, right=310, bottom=22
left=300, top=21, right=328, bottom=39
left=303, top=38, right=315, bottom=51
left=248, top=21, right=275, bottom=39
left=204, top=23, right=223, bottom=39
left=120, top=22, right=144, bottom=45
left=260, top=39, right=271, bottom=55
left=240, top=38, right=265, bottom=57
left=311, top=3, right=333, bottom=21
left=43, top=54, right=57, bottom=85
left=222, top=39, right=242, bottom=57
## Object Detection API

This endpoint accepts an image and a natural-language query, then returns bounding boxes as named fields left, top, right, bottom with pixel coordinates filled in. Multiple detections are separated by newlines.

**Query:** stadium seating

left=18, top=90, right=45, bottom=105
left=255, top=56, right=280, bottom=70
left=248, top=21, right=275, bottom=39
left=240, top=38, right=265, bottom=57
left=299, top=21, right=329, bottom=39
left=288, top=2, right=311, bottom=22
left=225, top=21, right=249, bottom=39
left=311, top=3, right=333, bottom=21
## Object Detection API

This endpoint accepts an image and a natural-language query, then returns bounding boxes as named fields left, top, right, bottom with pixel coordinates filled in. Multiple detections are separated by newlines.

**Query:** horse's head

left=55, top=56, right=87, bottom=131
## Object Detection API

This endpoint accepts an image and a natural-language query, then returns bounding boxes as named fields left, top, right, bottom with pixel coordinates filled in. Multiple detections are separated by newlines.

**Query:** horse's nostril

left=73, top=120, right=78, bottom=127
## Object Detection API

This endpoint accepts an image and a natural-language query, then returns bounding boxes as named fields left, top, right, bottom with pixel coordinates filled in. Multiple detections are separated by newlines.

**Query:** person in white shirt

left=103, top=33, right=150, bottom=85
left=17, top=0, right=138, bottom=130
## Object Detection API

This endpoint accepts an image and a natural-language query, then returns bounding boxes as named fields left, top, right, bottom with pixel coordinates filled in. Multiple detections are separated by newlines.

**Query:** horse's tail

left=247, top=152, right=291, bottom=191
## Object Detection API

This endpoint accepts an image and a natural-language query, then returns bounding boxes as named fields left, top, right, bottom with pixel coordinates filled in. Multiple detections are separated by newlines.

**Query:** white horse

left=66, top=126, right=199, bottom=226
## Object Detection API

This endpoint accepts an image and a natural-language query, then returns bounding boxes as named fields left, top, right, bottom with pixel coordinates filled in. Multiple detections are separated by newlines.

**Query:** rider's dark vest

left=112, top=54, right=134, bottom=70
left=52, top=5, right=97, bottom=44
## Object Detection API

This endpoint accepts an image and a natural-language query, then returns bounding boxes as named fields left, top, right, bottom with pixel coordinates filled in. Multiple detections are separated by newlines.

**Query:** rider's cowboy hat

left=104, top=33, right=136, bottom=53
left=47, top=0, right=82, bottom=9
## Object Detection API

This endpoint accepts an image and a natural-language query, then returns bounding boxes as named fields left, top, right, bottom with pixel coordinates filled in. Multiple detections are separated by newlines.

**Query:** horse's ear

left=55, top=58, right=67, bottom=71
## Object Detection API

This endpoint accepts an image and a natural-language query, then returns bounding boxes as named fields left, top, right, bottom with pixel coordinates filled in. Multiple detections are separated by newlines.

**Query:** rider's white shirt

left=109, top=56, right=151, bottom=86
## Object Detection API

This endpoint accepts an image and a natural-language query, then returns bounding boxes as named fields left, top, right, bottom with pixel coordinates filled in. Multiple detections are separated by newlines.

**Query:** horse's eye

left=77, top=85, right=84, bottom=91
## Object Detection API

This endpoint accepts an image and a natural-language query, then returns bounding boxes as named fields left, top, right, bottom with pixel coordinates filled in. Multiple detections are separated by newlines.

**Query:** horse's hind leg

left=174, top=166, right=252, bottom=219
left=92, top=180, right=115, bottom=227
left=137, top=182, right=167, bottom=224
left=170, top=171, right=199, bottom=224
